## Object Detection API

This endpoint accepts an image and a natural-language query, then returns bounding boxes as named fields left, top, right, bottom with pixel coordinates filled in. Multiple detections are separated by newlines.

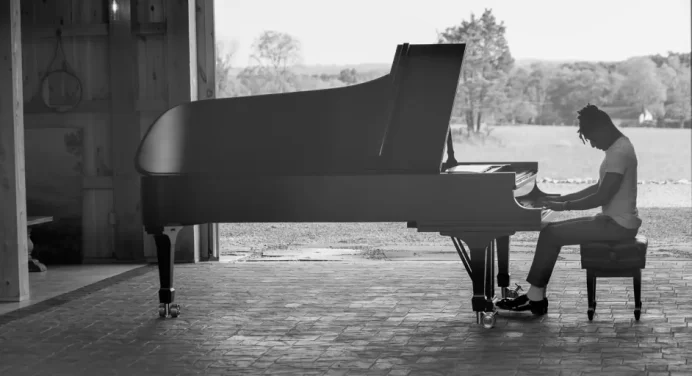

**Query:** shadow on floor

left=0, top=264, right=151, bottom=325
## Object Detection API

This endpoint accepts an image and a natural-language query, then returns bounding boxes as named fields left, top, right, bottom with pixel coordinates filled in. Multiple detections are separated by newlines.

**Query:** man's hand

left=536, top=195, right=561, bottom=207
left=543, top=200, right=567, bottom=211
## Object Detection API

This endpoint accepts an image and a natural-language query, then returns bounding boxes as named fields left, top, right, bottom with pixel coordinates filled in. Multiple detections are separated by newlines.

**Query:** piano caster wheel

left=169, top=304, right=181, bottom=318
left=158, top=303, right=181, bottom=318
left=481, top=312, right=496, bottom=329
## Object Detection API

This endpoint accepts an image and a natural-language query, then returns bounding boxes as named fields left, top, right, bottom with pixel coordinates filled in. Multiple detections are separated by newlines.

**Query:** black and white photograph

left=0, top=0, right=690, bottom=374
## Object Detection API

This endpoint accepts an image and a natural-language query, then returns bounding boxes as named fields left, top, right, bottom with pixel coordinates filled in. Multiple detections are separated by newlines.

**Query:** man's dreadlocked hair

left=576, top=103, right=615, bottom=144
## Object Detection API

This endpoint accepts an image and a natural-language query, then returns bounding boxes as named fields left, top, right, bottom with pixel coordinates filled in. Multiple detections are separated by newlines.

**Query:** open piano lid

left=135, top=43, right=467, bottom=177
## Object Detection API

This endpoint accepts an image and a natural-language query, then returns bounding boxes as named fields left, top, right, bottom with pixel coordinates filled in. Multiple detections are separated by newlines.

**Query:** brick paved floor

left=0, top=259, right=691, bottom=376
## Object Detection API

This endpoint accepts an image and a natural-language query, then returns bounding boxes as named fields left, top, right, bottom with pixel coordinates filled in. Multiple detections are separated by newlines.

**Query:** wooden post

left=168, top=0, right=197, bottom=105
left=108, top=0, right=144, bottom=261
left=167, top=0, right=200, bottom=263
left=195, top=0, right=218, bottom=261
left=196, top=0, right=215, bottom=101
left=0, top=0, right=30, bottom=302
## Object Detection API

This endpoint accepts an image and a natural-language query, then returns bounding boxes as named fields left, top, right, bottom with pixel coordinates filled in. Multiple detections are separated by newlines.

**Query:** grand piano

left=135, top=43, right=558, bottom=329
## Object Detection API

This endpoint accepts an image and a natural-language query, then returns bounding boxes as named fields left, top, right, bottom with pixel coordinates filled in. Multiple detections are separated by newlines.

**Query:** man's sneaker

left=495, top=294, right=548, bottom=315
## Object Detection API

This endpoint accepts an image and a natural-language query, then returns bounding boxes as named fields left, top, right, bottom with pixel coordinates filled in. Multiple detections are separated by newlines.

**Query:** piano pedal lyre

left=502, top=283, right=523, bottom=299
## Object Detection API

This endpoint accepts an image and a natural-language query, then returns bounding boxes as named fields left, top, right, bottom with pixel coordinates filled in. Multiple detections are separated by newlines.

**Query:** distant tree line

left=215, top=33, right=382, bottom=97
left=215, top=10, right=691, bottom=129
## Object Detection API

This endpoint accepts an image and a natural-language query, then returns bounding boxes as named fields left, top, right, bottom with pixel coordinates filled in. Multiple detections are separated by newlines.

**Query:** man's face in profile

left=582, top=127, right=607, bottom=151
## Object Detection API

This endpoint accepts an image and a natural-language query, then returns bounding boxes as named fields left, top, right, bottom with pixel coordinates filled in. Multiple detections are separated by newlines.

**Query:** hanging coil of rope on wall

left=37, top=29, right=83, bottom=113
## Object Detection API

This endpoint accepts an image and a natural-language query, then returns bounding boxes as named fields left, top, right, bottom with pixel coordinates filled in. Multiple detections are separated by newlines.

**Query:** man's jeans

left=526, top=214, right=640, bottom=288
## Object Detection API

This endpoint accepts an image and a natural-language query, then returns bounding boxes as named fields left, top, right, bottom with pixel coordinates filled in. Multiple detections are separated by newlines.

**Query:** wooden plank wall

left=137, top=0, right=168, bottom=262
left=20, top=0, right=210, bottom=263
left=22, top=0, right=113, bottom=261
left=109, top=0, right=142, bottom=261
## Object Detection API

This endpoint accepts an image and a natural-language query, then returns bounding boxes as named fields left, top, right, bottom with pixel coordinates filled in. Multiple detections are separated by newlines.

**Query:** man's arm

left=565, top=148, right=629, bottom=211
left=566, top=173, right=623, bottom=211
left=552, top=183, right=599, bottom=202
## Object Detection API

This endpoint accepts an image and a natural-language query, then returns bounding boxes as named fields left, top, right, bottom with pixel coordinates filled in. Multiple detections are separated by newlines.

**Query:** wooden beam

left=24, top=99, right=167, bottom=114
left=195, top=0, right=218, bottom=261
left=166, top=0, right=199, bottom=263
left=167, top=0, right=198, bottom=104
left=82, top=176, right=113, bottom=190
left=24, top=99, right=110, bottom=114
left=0, top=0, right=30, bottom=302
left=81, top=117, right=114, bottom=262
left=23, top=22, right=167, bottom=39
left=135, top=98, right=167, bottom=113
left=133, top=22, right=166, bottom=36
left=24, top=113, right=110, bottom=129
left=195, top=0, right=215, bottom=101
left=25, top=23, right=108, bottom=38
left=108, top=0, right=143, bottom=261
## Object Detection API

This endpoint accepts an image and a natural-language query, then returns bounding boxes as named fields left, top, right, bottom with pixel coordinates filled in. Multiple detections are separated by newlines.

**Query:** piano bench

left=579, top=235, right=648, bottom=321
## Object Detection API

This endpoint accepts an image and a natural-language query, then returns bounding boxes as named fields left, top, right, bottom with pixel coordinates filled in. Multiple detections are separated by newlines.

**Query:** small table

left=28, top=216, right=53, bottom=273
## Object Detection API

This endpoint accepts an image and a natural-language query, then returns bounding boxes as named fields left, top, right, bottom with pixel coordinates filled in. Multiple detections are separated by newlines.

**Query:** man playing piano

left=496, top=103, right=642, bottom=315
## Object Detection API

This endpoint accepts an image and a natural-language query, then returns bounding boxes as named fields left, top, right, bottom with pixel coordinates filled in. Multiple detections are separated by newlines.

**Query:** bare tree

left=250, top=31, right=302, bottom=74
left=438, top=9, right=514, bottom=133
left=239, top=31, right=302, bottom=94
left=215, top=40, right=239, bottom=98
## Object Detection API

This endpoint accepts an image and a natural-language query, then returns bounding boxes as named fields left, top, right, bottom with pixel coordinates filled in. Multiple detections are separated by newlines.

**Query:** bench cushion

left=580, top=235, right=648, bottom=270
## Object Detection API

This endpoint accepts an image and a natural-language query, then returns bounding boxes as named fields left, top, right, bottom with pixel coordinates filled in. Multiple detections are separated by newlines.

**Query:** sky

left=214, top=0, right=691, bottom=67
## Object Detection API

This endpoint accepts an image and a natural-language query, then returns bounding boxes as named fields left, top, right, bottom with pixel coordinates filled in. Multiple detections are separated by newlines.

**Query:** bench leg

left=633, top=269, right=642, bottom=320
left=27, top=228, right=47, bottom=273
left=586, top=270, right=597, bottom=321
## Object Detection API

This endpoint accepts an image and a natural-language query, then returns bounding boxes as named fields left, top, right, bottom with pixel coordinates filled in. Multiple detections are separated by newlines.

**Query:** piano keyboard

left=445, top=164, right=537, bottom=188
left=517, top=198, right=553, bottom=219
left=517, top=198, right=539, bottom=208
left=514, top=170, right=535, bottom=187
left=445, top=164, right=508, bottom=173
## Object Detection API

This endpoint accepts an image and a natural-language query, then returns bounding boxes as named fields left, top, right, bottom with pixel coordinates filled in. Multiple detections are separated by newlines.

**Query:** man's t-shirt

left=598, top=135, right=642, bottom=230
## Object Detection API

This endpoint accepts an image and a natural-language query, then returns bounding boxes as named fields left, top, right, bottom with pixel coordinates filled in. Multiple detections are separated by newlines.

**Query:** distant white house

left=638, top=108, right=654, bottom=124
left=602, top=106, right=655, bottom=127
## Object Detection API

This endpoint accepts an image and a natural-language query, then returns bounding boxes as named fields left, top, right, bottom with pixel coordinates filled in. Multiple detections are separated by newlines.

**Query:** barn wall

left=20, top=0, right=206, bottom=263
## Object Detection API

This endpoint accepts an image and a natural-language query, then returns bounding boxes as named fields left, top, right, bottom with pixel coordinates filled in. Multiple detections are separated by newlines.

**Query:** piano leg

left=450, top=236, right=497, bottom=328
left=496, top=236, right=512, bottom=299
left=151, top=226, right=182, bottom=318
left=469, top=243, right=497, bottom=329
left=485, top=240, right=496, bottom=302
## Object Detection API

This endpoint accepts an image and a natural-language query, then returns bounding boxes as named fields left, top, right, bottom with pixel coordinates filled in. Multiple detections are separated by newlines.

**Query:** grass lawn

left=451, top=125, right=691, bottom=181
left=219, top=125, right=691, bottom=256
